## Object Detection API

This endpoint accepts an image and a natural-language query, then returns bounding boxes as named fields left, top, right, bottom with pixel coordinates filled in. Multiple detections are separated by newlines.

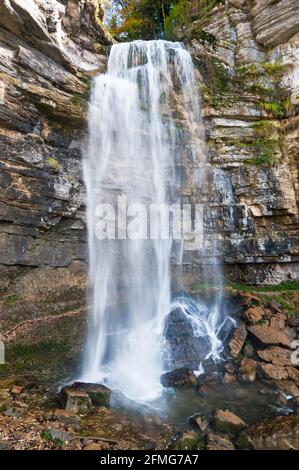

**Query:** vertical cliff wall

left=178, top=0, right=299, bottom=284
left=0, top=0, right=113, bottom=333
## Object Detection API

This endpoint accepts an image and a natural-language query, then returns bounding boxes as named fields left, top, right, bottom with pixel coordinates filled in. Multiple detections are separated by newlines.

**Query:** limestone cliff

left=0, top=0, right=299, bottom=335
left=0, top=0, right=113, bottom=333
left=179, top=0, right=299, bottom=284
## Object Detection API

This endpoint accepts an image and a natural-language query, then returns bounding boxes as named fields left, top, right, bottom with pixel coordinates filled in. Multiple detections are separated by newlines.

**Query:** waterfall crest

left=82, top=40, right=226, bottom=403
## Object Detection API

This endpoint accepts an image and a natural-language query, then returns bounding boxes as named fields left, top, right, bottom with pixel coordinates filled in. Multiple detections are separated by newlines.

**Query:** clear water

left=82, top=40, right=226, bottom=403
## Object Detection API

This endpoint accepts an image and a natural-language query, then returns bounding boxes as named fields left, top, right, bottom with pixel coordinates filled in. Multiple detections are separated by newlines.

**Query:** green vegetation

left=245, top=138, right=278, bottom=166
left=104, top=1, right=223, bottom=41
left=229, top=281, right=299, bottom=293
left=47, top=156, right=61, bottom=170
left=4, top=294, right=20, bottom=305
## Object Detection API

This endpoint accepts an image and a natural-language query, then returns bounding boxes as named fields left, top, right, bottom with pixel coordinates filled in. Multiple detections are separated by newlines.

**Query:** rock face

left=180, top=0, right=299, bottom=286
left=0, top=0, right=298, bottom=335
left=0, top=1, right=113, bottom=333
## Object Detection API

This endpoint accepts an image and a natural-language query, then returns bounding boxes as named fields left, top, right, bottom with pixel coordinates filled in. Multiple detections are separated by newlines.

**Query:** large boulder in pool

left=164, top=307, right=211, bottom=370
left=161, top=367, right=198, bottom=387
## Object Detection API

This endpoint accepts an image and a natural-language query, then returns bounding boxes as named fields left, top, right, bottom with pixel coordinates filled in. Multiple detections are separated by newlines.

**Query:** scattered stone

left=284, top=327, right=297, bottom=340
left=188, top=413, right=209, bottom=433
left=83, top=442, right=110, bottom=450
left=238, top=415, right=299, bottom=450
left=258, top=363, right=288, bottom=381
left=267, top=301, right=283, bottom=313
left=243, top=340, right=255, bottom=358
left=10, top=385, right=23, bottom=397
left=71, top=383, right=111, bottom=408
left=224, top=362, right=237, bottom=374
left=0, top=441, right=13, bottom=450
left=248, top=325, right=291, bottom=348
left=243, top=306, right=265, bottom=325
left=239, top=358, right=257, bottom=383
left=257, top=346, right=292, bottom=366
left=43, top=428, right=73, bottom=443
left=58, top=387, right=92, bottom=414
left=228, top=324, right=247, bottom=359
left=286, top=366, right=299, bottom=384
left=160, top=368, right=198, bottom=387
left=53, top=409, right=81, bottom=430
left=206, top=433, right=234, bottom=450
left=269, top=314, right=286, bottom=331
left=288, top=316, right=299, bottom=328
left=176, top=431, right=199, bottom=450
left=214, top=409, right=247, bottom=434
left=223, top=373, right=237, bottom=384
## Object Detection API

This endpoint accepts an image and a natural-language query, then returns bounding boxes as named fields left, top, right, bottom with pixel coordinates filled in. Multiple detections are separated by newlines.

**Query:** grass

left=229, top=282, right=299, bottom=292
left=3, top=294, right=20, bottom=305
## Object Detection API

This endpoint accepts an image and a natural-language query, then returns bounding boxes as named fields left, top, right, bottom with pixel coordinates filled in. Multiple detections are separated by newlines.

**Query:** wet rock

left=164, top=308, right=211, bottom=369
left=58, top=387, right=92, bottom=414
left=188, top=414, right=209, bottom=433
left=239, top=358, right=257, bottom=383
left=161, top=368, right=198, bottom=387
left=258, top=363, right=288, bottom=381
left=214, top=409, right=247, bottom=434
left=176, top=431, right=200, bottom=450
left=206, top=433, right=234, bottom=450
left=286, top=366, right=299, bottom=385
left=243, top=306, right=265, bottom=325
left=70, top=382, right=111, bottom=408
left=248, top=325, right=291, bottom=348
left=228, top=324, right=247, bottom=359
left=243, top=340, right=255, bottom=358
left=223, top=373, right=237, bottom=384
left=238, top=415, right=299, bottom=450
left=257, top=346, right=292, bottom=366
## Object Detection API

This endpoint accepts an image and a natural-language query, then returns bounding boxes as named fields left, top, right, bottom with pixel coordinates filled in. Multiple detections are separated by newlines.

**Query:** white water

left=82, top=40, right=225, bottom=403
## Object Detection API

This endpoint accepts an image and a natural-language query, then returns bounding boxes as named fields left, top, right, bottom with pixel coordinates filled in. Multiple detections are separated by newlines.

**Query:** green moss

left=245, top=138, right=278, bottom=166
left=262, top=61, right=287, bottom=77
left=41, top=431, right=52, bottom=442
left=4, top=294, right=20, bottom=305
left=230, top=282, right=299, bottom=292
left=47, top=157, right=61, bottom=170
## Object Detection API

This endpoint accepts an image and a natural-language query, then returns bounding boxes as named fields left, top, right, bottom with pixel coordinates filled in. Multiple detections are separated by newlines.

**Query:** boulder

left=70, top=382, right=110, bottom=408
left=242, top=306, right=265, bottom=324
left=176, top=431, right=200, bottom=450
left=223, top=373, right=237, bottom=384
left=214, top=409, right=247, bottom=434
left=239, top=358, right=257, bottom=383
left=286, top=366, right=299, bottom=384
left=206, top=433, right=234, bottom=450
left=228, top=324, right=247, bottom=358
left=248, top=325, right=291, bottom=348
left=257, top=346, right=292, bottom=366
left=161, top=368, right=198, bottom=387
left=238, top=414, right=299, bottom=450
left=188, top=414, right=209, bottom=433
left=258, top=363, right=288, bottom=381
left=164, top=307, right=211, bottom=369
left=58, top=387, right=92, bottom=413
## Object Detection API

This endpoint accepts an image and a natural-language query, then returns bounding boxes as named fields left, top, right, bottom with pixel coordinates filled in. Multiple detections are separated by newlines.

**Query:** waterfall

left=82, top=40, right=227, bottom=403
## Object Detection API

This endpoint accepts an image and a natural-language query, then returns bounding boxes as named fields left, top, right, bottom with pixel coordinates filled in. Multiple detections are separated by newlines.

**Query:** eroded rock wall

left=180, top=0, right=299, bottom=284
left=0, top=0, right=113, bottom=333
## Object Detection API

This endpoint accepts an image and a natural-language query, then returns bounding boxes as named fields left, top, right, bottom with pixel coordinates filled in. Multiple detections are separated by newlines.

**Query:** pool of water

left=111, top=380, right=294, bottom=429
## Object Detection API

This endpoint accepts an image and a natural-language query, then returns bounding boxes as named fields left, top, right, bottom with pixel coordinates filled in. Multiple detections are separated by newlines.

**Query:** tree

left=104, top=0, right=174, bottom=41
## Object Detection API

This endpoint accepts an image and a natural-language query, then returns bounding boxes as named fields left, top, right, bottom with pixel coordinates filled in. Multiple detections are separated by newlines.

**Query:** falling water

left=82, top=40, right=227, bottom=403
